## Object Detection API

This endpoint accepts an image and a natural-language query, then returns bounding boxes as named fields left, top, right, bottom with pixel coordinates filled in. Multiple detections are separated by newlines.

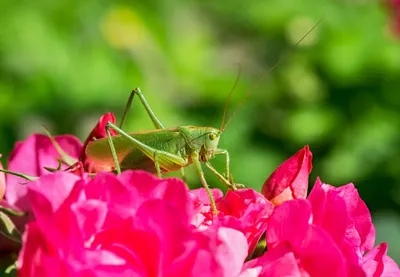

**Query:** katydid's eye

left=209, top=133, right=216, bottom=140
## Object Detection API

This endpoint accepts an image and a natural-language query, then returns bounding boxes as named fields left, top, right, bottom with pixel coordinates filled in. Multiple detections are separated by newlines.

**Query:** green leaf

left=4, top=263, right=17, bottom=277
left=0, top=205, right=25, bottom=217
left=0, top=211, right=22, bottom=244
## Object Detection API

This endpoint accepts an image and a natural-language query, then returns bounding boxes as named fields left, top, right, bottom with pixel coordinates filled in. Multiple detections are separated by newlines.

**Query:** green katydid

left=84, top=21, right=321, bottom=215
left=85, top=87, right=238, bottom=214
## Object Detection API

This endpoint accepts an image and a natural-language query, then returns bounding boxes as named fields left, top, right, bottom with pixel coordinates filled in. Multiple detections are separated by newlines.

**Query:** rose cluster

left=0, top=113, right=398, bottom=277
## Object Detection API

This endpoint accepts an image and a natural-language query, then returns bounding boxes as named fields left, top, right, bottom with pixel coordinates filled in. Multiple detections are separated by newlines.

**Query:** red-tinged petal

left=80, top=113, right=117, bottom=160
left=85, top=113, right=117, bottom=142
left=6, top=134, right=82, bottom=211
left=78, top=113, right=117, bottom=173
left=362, top=242, right=400, bottom=277
left=261, top=145, right=312, bottom=205
left=266, top=199, right=312, bottom=249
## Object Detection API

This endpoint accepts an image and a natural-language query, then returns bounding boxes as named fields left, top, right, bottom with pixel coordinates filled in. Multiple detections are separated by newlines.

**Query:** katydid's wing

left=85, top=135, right=134, bottom=166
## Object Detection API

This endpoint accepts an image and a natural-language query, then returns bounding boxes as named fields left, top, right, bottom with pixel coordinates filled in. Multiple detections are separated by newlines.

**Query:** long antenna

left=220, top=64, right=242, bottom=131
left=221, top=18, right=322, bottom=132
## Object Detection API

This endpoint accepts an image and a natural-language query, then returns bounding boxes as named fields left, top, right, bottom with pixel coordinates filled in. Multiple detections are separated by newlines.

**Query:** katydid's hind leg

left=119, top=90, right=135, bottom=129
left=106, top=125, right=122, bottom=174
left=135, top=88, right=166, bottom=129
left=180, top=168, right=187, bottom=183
left=191, top=152, right=218, bottom=215
left=153, top=151, right=163, bottom=178
left=119, top=88, right=165, bottom=130
left=108, top=87, right=165, bottom=173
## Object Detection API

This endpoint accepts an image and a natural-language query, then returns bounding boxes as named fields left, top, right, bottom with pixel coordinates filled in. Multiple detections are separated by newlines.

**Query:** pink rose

left=18, top=171, right=252, bottom=277
left=5, top=134, right=82, bottom=211
left=0, top=134, right=81, bottom=252
left=247, top=178, right=399, bottom=276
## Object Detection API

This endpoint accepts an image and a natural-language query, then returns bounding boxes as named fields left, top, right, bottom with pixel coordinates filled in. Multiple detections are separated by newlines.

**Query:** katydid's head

left=199, top=127, right=221, bottom=162
left=204, top=128, right=221, bottom=150
left=179, top=126, right=221, bottom=160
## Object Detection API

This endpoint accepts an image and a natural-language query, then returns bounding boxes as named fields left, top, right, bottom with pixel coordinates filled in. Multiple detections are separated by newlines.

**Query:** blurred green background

left=1, top=0, right=400, bottom=262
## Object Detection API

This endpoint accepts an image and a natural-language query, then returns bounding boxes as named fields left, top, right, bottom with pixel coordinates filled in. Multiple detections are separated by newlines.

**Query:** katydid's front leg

left=191, top=151, right=218, bottom=215
left=206, top=149, right=244, bottom=190
left=204, top=162, right=236, bottom=190
left=214, top=148, right=230, bottom=181
left=105, top=122, right=188, bottom=175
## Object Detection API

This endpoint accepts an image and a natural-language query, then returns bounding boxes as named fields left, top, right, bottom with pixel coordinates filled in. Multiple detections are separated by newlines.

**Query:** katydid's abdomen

left=85, top=128, right=188, bottom=173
